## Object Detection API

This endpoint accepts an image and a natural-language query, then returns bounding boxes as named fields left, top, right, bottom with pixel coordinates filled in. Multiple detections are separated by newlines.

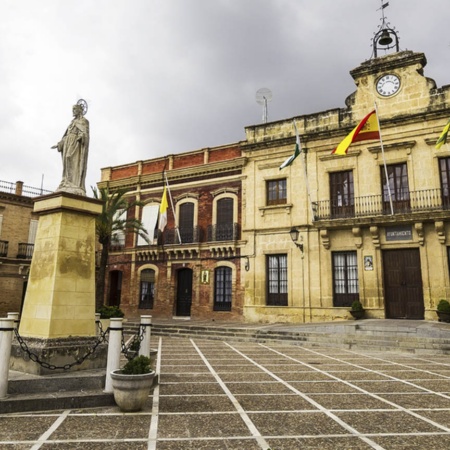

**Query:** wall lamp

left=289, top=227, right=304, bottom=253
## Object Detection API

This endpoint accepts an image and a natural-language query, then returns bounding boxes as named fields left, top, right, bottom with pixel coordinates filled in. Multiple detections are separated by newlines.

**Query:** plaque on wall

left=385, top=226, right=412, bottom=241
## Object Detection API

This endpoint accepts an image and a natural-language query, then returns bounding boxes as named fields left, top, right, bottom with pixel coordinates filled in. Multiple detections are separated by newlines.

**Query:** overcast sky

left=1, top=0, right=448, bottom=195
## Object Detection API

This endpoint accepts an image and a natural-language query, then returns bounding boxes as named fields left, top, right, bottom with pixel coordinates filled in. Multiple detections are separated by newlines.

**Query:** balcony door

left=382, top=163, right=410, bottom=214
left=330, top=171, right=354, bottom=219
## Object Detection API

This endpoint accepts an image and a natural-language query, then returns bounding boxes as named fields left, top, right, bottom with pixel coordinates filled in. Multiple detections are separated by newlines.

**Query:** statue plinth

left=14, top=192, right=106, bottom=374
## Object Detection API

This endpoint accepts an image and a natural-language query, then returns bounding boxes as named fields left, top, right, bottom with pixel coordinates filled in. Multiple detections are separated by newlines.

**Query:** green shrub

left=97, top=305, right=124, bottom=319
left=121, top=355, right=152, bottom=375
left=437, top=299, right=450, bottom=313
left=351, top=300, right=364, bottom=311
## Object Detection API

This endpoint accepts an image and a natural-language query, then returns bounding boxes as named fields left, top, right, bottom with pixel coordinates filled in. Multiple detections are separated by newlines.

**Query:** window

left=332, top=251, right=359, bottom=307
left=330, top=171, right=354, bottom=218
left=381, top=163, right=410, bottom=214
left=266, top=254, right=288, bottom=306
left=267, top=179, right=287, bottom=206
left=139, top=269, right=155, bottom=309
left=216, top=197, right=234, bottom=240
left=214, top=266, right=232, bottom=311
left=179, top=202, right=195, bottom=243
left=439, top=157, right=450, bottom=209
left=137, top=204, right=159, bottom=246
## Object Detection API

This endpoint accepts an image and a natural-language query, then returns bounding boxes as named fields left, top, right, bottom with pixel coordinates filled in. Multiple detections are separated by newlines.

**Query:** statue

left=52, top=99, right=89, bottom=196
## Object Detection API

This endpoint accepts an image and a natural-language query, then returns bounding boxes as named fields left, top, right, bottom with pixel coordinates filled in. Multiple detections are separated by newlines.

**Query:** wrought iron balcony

left=314, top=188, right=450, bottom=221
left=0, top=240, right=8, bottom=257
left=207, top=223, right=240, bottom=242
left=163, top=226, right=201, bottom=245
left=17, top=243, right=34, bottom=259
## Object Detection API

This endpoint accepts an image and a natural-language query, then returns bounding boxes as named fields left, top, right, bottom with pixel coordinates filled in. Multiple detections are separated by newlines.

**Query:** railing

left=163, top=226, right=202, bottom=245
left=0, top=240, right=8, bottom=257
left=314, top=188, right=450, bottom=220
left=207, top=223, right=240, bottom=242
left=0, top=180, right=52, bottom=197
left=17, top=243, right=34, bottom=259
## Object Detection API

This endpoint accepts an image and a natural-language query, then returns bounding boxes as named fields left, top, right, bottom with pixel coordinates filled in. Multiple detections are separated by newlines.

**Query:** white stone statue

left=52, top=100, right=89, bottom=196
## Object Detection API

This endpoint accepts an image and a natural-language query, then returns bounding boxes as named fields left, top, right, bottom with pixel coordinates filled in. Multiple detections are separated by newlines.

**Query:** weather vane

left=372, top=1, right=399, bottom=58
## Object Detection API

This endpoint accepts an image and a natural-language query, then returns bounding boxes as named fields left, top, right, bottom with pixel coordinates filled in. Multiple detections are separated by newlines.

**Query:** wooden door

left=383, top=249, right=424, bottom=319
left=176, top=268, right=192, bottom=316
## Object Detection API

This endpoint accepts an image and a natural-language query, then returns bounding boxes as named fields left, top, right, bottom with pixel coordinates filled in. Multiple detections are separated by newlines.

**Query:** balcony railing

left=207, top=223, right=240, bottom=242
left=163, top=226, right=202, bottom=245
left=17, top=243, right=34, bottom=259
left=0, top=240, right=8, bottom=257
left=315, top=188, right=450, bottom=220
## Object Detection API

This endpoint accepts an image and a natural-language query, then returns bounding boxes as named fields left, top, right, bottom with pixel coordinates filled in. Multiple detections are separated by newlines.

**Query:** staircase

left=125, top=319, right=450, bottom=355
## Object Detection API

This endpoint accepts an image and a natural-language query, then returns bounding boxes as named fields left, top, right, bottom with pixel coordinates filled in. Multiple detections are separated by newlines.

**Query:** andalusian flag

left=332, top=110, right=380, bottom=155
left=436, top=119, right=450, bottom=149
left=280, top=121, right=301, bottom=169
left=158, top=187, right=168, bottom=232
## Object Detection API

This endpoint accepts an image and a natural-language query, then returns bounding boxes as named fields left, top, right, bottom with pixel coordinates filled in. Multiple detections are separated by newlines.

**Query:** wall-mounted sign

left=385, top=226, right=412, bottom=241
left=200, top=270, right=210, bottom=284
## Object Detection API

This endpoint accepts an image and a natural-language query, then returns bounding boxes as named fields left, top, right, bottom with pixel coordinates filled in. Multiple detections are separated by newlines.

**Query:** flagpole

left=164, top=171, right=182, bottom=243
left=374, top=102, right=394, bottom=215
left=294, top=120, right=316, bottom=221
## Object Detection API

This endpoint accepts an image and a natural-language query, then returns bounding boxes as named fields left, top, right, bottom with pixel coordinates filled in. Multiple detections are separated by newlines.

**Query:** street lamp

left=289, top=227, right=304, bottom=253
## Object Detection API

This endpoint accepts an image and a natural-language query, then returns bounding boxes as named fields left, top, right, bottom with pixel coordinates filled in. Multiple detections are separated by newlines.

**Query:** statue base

left=10, top=337, right=107, bottom=376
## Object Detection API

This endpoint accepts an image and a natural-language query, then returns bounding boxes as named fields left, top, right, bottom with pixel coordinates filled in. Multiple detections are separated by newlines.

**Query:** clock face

left=376, top=74, right=400, bottom=97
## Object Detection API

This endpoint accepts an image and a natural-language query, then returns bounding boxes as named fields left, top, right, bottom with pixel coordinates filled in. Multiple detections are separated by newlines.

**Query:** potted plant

left=436, top=299, right=450, bottom=323
left=97, top=305, right=124, bottom=331
left=110, top=355, right=156, bottom=412
left=349, top=300, right=365, bottom=320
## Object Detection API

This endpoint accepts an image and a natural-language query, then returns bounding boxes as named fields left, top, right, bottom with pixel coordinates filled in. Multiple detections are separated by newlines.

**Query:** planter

left=436, top=310, right=450, bottom=323
left=350, top=309, right=365, bottom=320
left=110, top=370, right=155, bottom=412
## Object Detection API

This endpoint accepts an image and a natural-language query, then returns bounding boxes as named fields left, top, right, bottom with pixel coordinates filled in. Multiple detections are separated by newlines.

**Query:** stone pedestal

left=13, top=192, right=106, bottom=374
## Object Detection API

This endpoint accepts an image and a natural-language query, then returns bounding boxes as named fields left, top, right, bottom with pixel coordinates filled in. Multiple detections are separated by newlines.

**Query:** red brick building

left=97, top=143, right=247, bottom=320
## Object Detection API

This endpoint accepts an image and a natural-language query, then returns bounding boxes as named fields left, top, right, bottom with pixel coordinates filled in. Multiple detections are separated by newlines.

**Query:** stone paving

left=3, top=336, right=450, bottom=449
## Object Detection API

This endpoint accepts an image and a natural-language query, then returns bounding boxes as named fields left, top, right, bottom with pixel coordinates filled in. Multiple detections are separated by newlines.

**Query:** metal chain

left=14, top=326, right=109, bottom=371
left=121, top=324, right=146, bottom=361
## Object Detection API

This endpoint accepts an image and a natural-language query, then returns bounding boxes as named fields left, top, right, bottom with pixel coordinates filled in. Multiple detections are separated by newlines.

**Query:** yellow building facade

left=241, top=50, right=450, bottom=323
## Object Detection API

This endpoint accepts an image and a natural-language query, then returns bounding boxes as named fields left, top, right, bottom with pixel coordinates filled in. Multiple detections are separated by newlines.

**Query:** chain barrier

left=121, top=324, right=147, bottom=361
left=13, top=325, right=109, bottom=371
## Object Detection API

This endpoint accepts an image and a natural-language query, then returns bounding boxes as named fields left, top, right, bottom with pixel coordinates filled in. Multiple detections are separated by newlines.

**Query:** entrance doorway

left=383, top=249, right=424, bottom=319
left=176, top=268, right=192, bottom=316
left=108, top=270, right=122, bottom=307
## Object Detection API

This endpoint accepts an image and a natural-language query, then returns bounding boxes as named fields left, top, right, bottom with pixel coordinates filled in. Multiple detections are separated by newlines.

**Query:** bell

left=378, top=29, right=393, bottom=46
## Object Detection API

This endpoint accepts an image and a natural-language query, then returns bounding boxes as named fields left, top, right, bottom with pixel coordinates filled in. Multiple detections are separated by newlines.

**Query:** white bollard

left=7, top=313, right=19, bottom=329
left=0, top=318, right=15, bottom=398
left=139, top=315, right=152, bottom=358
left=104, top=318, right=123, bottom=393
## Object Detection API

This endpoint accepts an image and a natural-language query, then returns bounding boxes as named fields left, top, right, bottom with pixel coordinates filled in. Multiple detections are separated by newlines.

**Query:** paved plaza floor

left=3, top=335, right=450, bottom=449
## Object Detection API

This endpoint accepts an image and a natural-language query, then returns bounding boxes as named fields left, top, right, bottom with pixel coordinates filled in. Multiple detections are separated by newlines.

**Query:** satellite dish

left=255, top=88, right=272, bottom=123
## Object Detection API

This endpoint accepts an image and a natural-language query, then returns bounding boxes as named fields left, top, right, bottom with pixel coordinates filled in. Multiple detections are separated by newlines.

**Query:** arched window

left=214, top=266, right=232, bottom=311
left=139, top=269, right=155, bottom=309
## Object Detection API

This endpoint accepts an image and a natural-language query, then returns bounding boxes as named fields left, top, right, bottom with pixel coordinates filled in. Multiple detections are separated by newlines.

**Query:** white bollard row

left=139, top=315, right=152, bottom=358
left=104, top=318, right=123, bottom=393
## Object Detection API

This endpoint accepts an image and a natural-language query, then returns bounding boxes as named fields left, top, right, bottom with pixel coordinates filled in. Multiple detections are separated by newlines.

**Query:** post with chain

left=139, top=315, right=152, bottom=358
left=7, top=312, right=19, bottom=329
left=104, top=317, right=123, bottom=393
left=0, top=318, right=15, bottom=398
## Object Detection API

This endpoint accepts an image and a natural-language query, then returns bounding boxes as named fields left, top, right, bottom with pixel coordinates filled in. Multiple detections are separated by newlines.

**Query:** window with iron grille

left=439, top=157, right=450, bottom=209
left=266, top=254, right=288, bottom=306
left=330, top=170, right=354, bottom=218
left=214, top=266, right=232, bottom=311
left=381, top=163, right=410, bottom=213
left=139, top=269, right=155, bottom=309
left=266, top=179, right=287, bottom=206
left=332, top=251, right=359, bottom=307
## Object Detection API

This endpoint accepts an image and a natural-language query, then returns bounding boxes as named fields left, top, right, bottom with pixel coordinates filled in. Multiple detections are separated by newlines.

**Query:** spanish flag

left=435, top=119, right=450, bottom=150
left=332, top=110, right=380, bottom=155
left=158, top=187, right=168, bottom=232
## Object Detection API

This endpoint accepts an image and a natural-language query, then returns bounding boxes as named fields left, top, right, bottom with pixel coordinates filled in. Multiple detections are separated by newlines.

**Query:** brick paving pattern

left=2, top=336, right=450, bottom=449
